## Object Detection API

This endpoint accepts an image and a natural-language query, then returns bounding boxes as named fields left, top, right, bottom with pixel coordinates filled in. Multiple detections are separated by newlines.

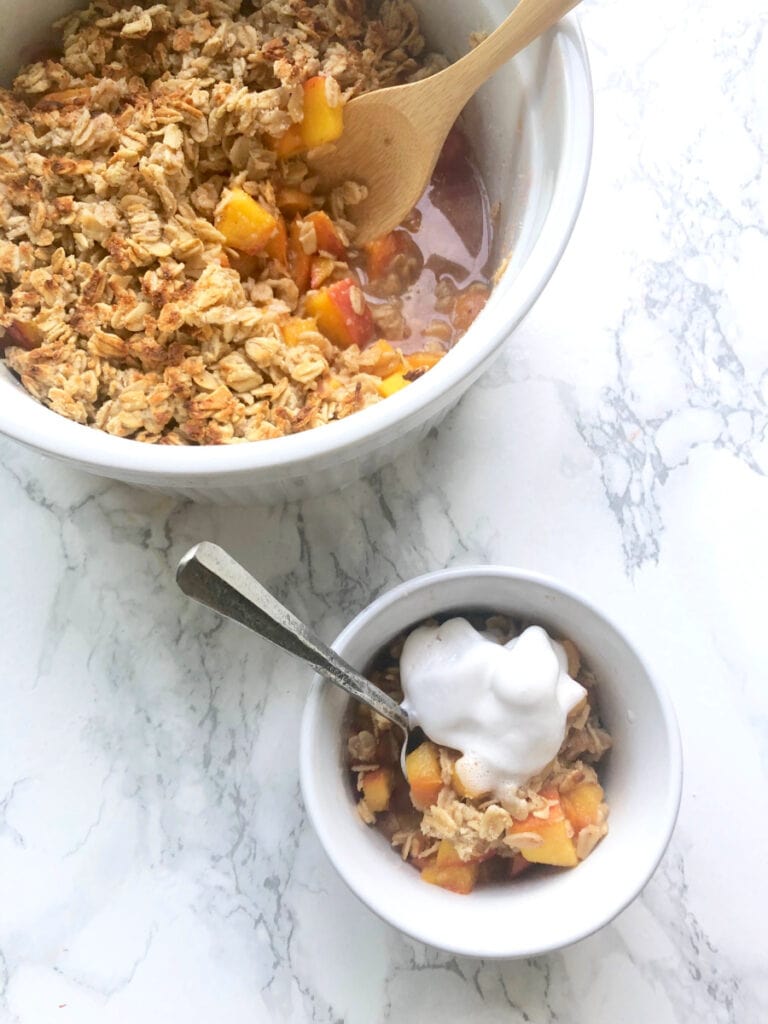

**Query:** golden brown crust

left=0, top=0, right=447, bottom=444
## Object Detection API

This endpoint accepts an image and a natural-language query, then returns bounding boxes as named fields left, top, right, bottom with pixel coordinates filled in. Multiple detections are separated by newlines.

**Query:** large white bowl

left=0, top=1, right=592, bottom=503
left=300, top=567, right=683, bottom=958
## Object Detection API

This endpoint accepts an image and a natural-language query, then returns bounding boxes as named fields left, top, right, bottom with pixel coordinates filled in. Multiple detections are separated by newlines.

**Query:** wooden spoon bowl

left=312, top=0, right=583, bottom=244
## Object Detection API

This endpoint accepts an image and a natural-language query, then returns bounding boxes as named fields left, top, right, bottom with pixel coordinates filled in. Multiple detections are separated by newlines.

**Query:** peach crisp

left=346, top=615, right=612, bottom=895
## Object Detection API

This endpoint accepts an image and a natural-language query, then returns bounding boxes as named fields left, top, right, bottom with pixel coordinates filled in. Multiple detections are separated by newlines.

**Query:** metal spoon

left=176, top=542, right=411, bottom=746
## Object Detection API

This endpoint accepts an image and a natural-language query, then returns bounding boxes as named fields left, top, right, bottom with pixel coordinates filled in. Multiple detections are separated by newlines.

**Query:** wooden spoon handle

left=433, top=0, right=583, bottom=114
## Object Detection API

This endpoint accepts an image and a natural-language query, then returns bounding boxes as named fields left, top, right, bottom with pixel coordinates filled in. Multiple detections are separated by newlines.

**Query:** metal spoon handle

left=176, top=542, right=408, bottom=733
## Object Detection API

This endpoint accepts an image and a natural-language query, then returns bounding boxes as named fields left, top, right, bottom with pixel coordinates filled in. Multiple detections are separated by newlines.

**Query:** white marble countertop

left=2, top=0, right=767, bottom=1020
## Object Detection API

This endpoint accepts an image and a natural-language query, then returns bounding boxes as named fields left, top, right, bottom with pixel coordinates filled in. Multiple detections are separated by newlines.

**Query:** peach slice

left=264, top=214, right=288, bottom=265
left=435, top=839, right=464, bottom=867
left=406, top=351, right=443, bottom=372
left=304, top=279, right=374, bottom=349
left=364, top=339, right=403, bottom=378
left=421, top=857, right=479, bottom=895
left=216, top=187, right=278, bottom=255
left=268, top=76, right=344, bottom=157
left=288, top=218, right=311, bottom=292
left=561, top=782, right=605, bottom=832
left=301, top=75, right=344, bottom=149
left=281, top=317, right=319, bottom=347
left=305, top=211, right=346, bottom=259
left=269, top=123, right=305, bottom=158
left=404, top=741, right=443, bottom=810
left=276, top=186, right=314, bottom=216
left=376, top=351, right=442, bottom=398
left=377, top=372, right=409, bottom=398
left=309, top=256, right=336, bottom=289
left=361, top=767, right=394, bottom=813
left=508, top=794, right=578, bottom=868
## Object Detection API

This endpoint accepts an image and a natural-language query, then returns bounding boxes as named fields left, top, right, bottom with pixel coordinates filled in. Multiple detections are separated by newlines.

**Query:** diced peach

left=264, top=214, right=288, bottom=265
left=435, top=839, right=464, bottom=868
left=377, top=372, right=409, bottom=398
left=365, top=229, right=423, bottom=283
left=406, top=351, right=443, bottom=372
left=276, top=186, right=314, bottom=216
left=361, top=767, right=394, bottom=813
left=215, top=187, right=278, bottom=255
left=561, top=782, right=604, bottom=832
left=365, top=339, right=403, bottom=378
left=421, top=860, right=479, bottom=895
left=518, top=818, right=577, bottom=868
left=375, top=351, right=441, bottom=396
left=282, top=317, right=319, bottom=347
left=288, top=218, right=311, bottom=292
left=269, top=123, right=305, bottom=158
left=508, top=795, right=578, bottom=868
left=452, top=285, right=490, bottom=332
left=268, top=77, right=343, bottom=158
left=0, top=320, right=42, bottom=351
left=306, top=211, right=346, bottom=259
left=304, top=287, right=345, bottom=343
left=404, top=741, right=443, bottom=810
left=304, top=279, right=374, bottom=349
left=301, top=75, right=344, bottom=149
left=365, top=231, right=399, bottom=279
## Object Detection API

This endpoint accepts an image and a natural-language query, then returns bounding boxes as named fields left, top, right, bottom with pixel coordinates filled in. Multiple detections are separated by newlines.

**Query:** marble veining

left=2, top=0, right=768, bottom=1020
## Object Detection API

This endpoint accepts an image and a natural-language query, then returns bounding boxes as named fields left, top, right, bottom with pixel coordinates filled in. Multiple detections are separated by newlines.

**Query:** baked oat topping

left=0, top=0, right=487, bottom=445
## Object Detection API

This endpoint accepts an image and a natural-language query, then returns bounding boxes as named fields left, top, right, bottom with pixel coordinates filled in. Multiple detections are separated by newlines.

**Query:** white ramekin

left=300, top=567, right=683, bottom=959
left=0, top=2, right=593, bottom=503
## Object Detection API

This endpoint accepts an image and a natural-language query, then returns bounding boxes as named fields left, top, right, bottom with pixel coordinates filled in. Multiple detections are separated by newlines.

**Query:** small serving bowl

left=300, top=566, right=682, bottom=959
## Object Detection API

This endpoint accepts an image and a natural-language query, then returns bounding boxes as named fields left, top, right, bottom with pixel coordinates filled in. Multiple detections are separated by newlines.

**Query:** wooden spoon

left=311, top=0, right=582, bottom=244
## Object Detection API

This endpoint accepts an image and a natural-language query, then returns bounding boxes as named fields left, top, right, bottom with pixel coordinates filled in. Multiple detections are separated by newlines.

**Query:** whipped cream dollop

left=400, top=618, right=586, bottom=803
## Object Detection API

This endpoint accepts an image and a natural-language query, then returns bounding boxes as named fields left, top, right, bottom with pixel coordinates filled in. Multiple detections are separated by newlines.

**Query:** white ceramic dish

left=0, top=1, right=593, bottom=504
left=300, top=567, right=683, bottom=959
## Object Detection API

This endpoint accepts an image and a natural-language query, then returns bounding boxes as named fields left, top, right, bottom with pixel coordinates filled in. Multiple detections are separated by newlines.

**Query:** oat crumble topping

left=0, top=0, right=453, bottom=444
